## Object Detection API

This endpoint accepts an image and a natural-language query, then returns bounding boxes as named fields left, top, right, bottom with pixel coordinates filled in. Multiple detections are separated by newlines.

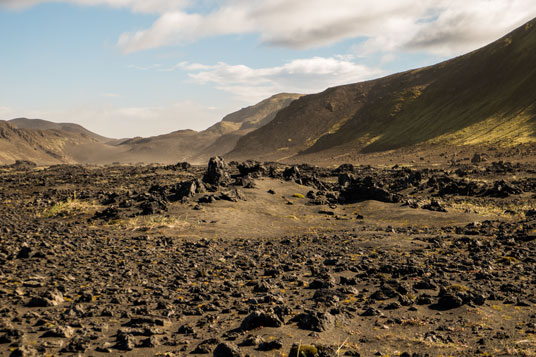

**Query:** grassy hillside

left=228, top=19, right=536, bottom=161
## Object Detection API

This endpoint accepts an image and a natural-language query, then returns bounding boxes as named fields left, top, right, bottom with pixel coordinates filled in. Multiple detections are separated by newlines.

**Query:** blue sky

left=0, top=0, right=535, bottom=138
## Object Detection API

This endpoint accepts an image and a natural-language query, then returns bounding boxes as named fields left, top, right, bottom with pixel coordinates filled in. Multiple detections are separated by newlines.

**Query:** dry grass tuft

left=41, top=195, right=102, bottom=218
left=448, top=198, right=536, bottom=218
left=110, top=215, right=190, bottom=231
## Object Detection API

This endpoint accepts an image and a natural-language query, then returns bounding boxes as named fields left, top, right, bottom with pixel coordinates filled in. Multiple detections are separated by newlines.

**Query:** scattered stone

left=240, top=311, right=283, bottom=330
left=115, top=331, right=136, bottom=351
left=192, top=338, right=219, bottom=354
left=237, top=161, right=266, bottom=178
left=384, top=302, right=401, bottom=310
left=283, top=166, right=300, bottom=181
left=422, top=199, right=447, bottom=212
left=61, top=336, right=90, bottom=353
left=290, top=311, right=335, bottom=332
left=139, top=335, right=159, bottom=348
left=93, top=206, right=120, bottom=220
left=484, top=180, right=522, bottom=197
left=213, top=342, right=243, bottom=357
left=471, top=153, right=484, bottom=164
left=171, top=179, right=205, bottom=201
left=26, top=290, right=64, bottom=307
left=258, top=339, right=283, bottom=351
left=16, top=244, right=31, bottom=259
left=41, top=326, right=74, bottom=338
left=436, top=294, right=463, bottom=309
left=361, top=308, right=383, bottom=317
left=1, top=157, right=535, bottom=357
left=9, top=345, right=38, bottom=357
left=140, top=198, right=167, bottom=215
left=339, top=176, right=402, bottom=204
left=219, top=188, right=246, bottom=202
left=239, top=335, right=264, bottom=347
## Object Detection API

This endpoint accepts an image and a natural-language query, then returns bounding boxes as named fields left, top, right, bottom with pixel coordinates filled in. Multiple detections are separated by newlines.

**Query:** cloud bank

left=175, top=56, right=383, bottom=103
left=0, top=0, right=189, bottom=13
left=115, top=0, right=536, bottom=56
left=3, top=0, right=535, bottom=56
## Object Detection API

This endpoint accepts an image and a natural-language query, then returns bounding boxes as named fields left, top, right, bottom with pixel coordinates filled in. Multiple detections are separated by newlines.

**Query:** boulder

left=240, top=310, right=283, bottom=330
left=203, top=157, right=231, bottom=186
left=290, top=311, right=334, bottom=332
left=213, top=342, right=243, bottom=357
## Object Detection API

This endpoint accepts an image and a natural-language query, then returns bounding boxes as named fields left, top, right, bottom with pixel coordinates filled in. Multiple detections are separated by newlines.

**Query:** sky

left=1, top=0, right=535, bottom=138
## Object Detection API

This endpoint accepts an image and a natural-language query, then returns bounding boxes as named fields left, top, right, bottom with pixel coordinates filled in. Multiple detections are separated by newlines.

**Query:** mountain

left=0, top=120, right=114, bottom=164
left=8, top=14, right=536, bottom=168
left=116, top=93, right=302, bottom=164
left=0, top=93, right=301, bottom=165
left=228, top=18, right=536, bottom=162
left=9, top=118, right=111, bottom=143
left=220, top=93, right=303, bottom=130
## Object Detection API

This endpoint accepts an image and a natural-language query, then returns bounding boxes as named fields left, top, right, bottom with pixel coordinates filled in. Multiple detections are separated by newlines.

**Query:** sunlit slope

left=229, top=19, right=536, bottom=161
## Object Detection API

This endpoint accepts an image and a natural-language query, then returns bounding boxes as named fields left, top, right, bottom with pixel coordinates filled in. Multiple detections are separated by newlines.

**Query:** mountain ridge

left=0, top=120, right=104, bottom=164
left=0, top=93, right=302, bottom=165
left=227, top=18, right=536, bottom=161
left=9, top=118, right=112, bottom=143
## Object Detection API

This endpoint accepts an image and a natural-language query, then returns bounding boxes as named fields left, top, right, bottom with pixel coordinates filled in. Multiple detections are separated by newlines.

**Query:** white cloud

left=114, top=0, right=536, bottom=56
left=3, top=0, right=535, bottom=56
left=405, top=0, right=536, bottom=55
left=177, top=56, right=383, bottom=103
left=0, top=0, right=190, bottom=14
left=356, top=0, right=536, bottom=56
left=117, top=5, right=254, bottom=53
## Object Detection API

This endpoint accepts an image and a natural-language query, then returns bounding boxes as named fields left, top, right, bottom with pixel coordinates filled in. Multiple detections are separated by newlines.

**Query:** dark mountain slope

left=229, top=19, right=536, bottom=161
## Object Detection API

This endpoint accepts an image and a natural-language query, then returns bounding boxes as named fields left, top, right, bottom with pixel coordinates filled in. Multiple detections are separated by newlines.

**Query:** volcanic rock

left=240, top=311, right=283, bottom=330
left=213, top=342, right=243, bottom=357
left=290, top=311, right=335, bottom=332
left=203, top=157, right=231, bottom=186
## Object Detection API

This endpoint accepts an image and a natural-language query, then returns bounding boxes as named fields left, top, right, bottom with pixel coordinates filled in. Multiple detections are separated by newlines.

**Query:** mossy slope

left=229, top=19, right=536, bottom=160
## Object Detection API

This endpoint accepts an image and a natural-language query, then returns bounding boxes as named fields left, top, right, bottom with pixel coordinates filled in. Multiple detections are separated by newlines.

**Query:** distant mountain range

left=0, top=93, right=302, bottom=165
left=1, top=18, right=535, bottom=165
left=8, top=118, right=112, bottom=143
left=0, top=120, right=98, bottom=164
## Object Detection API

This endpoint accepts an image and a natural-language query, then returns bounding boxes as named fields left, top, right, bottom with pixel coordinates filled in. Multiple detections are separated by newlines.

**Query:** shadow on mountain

left=232, top=18, right=536, bottom=161
left=305, top=19, right=536, bottom=155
